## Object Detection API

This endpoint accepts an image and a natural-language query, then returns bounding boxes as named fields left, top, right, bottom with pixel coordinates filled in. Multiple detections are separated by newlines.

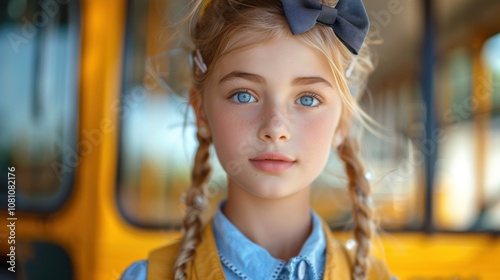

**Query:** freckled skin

left=200, top=36, right=343, bottom=199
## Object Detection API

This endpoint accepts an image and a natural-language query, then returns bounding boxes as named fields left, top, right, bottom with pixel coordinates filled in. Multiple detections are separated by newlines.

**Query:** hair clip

left=192, top=49, right=208, bottom=73
left=180, top=188, right=208, bottom=210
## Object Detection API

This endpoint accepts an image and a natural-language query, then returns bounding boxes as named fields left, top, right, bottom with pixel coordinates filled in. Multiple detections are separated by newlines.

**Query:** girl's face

left=197, top=35, right=344, bottom=199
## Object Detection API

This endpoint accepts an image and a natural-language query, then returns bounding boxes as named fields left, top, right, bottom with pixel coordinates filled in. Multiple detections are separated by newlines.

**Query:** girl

left=122, top=0, right=393, bottom=279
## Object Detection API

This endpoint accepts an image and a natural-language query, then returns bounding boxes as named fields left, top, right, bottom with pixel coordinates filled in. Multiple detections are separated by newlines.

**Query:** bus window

left=480, top=33, right=500, bottom=230
left=116, top=0, right=212, bottom=227
left=8, top=240, right=73, bottom=280
left=433, top=48, right=477, bottom=231
left=351, top=81, right=425, bottom=231
left=433, top=40, right=500, bottom=232
left=0, top=0, right=81, bottom=213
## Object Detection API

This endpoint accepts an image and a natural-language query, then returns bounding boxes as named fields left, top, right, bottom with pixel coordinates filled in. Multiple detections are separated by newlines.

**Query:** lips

left=249, top=152, right=296, bottom=173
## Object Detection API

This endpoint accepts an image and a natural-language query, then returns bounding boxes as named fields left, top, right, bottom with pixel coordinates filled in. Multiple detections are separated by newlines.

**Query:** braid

left=337, top=137, right=374, bottom=280
left=174, top=131, right=212, bottom=280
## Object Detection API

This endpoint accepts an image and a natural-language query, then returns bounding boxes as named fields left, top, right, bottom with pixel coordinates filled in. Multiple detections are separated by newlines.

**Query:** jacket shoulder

left=321, top=219, right=393, bottom=279
left=145, top=221, right=225, bottom=280
left=147, top=239, right=182, bottom=280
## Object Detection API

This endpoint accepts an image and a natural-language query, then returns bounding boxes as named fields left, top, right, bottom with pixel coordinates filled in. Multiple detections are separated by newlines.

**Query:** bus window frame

left=0, top=0, right=82, bottom=214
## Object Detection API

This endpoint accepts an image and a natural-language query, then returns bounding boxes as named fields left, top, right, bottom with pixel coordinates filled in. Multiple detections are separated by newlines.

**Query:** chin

left=240, top=180, right=307, bottom=200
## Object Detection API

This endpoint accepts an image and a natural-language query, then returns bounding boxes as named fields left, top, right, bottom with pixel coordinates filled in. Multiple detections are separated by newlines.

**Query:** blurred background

left=0, top=0, right=499, bottom=279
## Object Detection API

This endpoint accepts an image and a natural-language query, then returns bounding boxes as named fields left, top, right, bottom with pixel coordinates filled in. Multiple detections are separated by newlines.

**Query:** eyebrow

left=219, top=71, right=265, bottom=84
left=218, top=71, right=333, bottom=88
left=292, top=76, right=333, bottom=88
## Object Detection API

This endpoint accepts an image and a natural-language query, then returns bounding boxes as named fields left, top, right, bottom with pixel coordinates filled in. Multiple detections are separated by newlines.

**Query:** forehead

left=209, top=34, right=336, bottom=86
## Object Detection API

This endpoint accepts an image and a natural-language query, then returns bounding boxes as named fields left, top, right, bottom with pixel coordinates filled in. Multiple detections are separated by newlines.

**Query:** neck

left=223, top=181, right=312, bottom=261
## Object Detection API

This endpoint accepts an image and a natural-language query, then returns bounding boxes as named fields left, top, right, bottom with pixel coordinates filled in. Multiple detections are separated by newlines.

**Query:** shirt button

left=298, top=260, right=306, bottom=280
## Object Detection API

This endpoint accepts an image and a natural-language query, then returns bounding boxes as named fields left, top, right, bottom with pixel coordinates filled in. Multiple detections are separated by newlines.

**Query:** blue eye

left=230, top=91, right=257, bottom=104
left=297, top=94, right=321, bottom=107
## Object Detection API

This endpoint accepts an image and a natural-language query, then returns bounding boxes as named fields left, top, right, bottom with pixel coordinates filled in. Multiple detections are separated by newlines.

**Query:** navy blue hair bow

left=280, top=0, right=369, bottom=55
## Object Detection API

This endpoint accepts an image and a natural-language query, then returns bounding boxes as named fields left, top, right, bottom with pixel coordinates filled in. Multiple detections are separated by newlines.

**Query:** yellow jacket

left=146, top=219, right=392, bottom=280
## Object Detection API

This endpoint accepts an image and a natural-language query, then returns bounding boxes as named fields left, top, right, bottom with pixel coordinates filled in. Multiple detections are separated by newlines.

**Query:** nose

left=258, top=106, right=291, bottom=142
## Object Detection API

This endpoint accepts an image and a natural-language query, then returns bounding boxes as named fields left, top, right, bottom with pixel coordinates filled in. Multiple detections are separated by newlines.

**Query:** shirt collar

left=212, top=200, right=326, bottom=279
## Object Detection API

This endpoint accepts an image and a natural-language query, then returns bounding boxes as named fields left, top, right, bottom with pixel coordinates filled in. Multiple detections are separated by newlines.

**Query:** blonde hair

left=174, top=1, right=376, bottom=279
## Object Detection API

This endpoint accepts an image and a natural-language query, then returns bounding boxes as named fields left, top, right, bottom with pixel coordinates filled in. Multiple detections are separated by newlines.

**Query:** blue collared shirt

left=120, top=202, right=326, bottom=280
left=121, top=261, right=147, bottom=280
left=213, top=201, right=326, bottom=280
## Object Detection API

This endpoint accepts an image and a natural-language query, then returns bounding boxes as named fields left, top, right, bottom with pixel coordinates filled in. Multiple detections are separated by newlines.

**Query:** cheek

left=206, top=108, right=251, bottom=164
left=298, top=111, right=339, bottom=165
